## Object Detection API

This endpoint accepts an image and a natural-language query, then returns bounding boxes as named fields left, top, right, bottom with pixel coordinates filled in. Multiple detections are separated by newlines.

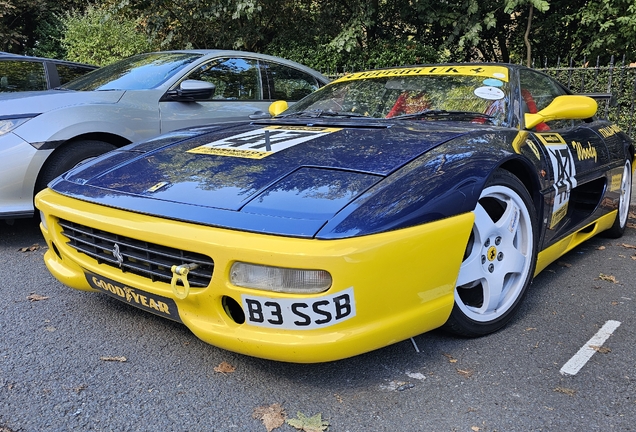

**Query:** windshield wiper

left=277, top=109, right=367, bottom=119
left=391, top=109, right=495, bottom=123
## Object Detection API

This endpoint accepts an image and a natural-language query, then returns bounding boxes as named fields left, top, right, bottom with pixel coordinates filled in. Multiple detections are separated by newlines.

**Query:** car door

left=158, top=57, right=271, bottom=133
left=520, top=69, right=610, bottom=243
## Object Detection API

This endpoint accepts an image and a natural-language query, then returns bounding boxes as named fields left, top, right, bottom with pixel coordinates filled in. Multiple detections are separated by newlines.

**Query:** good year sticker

left=241, top=287, right=356, bottom=330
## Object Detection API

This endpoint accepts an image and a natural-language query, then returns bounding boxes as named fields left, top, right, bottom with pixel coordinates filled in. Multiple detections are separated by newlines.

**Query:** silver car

left=0, top=50, right=328, bottom=219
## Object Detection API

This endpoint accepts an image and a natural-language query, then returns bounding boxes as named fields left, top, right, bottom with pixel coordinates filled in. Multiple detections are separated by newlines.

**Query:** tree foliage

left=2, top=0, right=635, bottom=69
left=61, top=4, right=152, bottom=66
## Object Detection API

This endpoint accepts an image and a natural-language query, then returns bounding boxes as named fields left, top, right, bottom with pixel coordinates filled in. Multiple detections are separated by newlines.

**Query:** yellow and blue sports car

left=36, top=63, right=633, bottom=363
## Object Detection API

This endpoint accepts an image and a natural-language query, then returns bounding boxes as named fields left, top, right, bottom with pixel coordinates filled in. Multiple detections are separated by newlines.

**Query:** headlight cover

left=230, top=262, right=332, bottom=294
left=0, top=115, right=37, bottom=136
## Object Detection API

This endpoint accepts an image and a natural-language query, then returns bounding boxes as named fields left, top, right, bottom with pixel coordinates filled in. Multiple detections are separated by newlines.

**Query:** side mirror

left=165, top=79, right=216, bottom=102
left=269, top=100, right=289, bottom=116
left=525, top=95, right=597, bottom=130
left=249, top=110, right=271, bottom=120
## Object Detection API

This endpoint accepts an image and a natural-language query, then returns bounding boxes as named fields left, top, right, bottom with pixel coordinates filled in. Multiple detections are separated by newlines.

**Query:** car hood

left=0, top=89, right=124, bottom=115
left=51, top=121, right=471, bottom=237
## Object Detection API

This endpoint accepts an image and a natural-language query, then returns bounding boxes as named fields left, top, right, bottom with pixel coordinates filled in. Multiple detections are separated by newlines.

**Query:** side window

left=262, top=62, right=320, bottom=100
left=519, top=69, right=569, bottom=129
left=185, top=58, right=261, bottom=101
left=0, top=60, right=47, bottom=92
left=56, top=64, right=94, bottom=85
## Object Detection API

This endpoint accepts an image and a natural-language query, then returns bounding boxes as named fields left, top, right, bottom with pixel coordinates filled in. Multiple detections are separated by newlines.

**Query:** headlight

left=0, top=115, right=36, bottom=136
left=230, top=262, right=332, bottom=294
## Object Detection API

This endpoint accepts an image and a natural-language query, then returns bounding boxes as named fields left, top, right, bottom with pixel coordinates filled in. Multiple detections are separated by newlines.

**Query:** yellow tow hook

left=170, top=263, right=199, bottom=299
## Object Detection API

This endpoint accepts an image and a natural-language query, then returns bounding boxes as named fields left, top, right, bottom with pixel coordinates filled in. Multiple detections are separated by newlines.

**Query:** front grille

left=59, top=219, right=214, bottom=288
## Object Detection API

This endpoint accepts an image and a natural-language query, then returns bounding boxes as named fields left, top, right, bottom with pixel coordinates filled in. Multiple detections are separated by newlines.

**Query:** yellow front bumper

left=37, top=188, right=474, bottom=363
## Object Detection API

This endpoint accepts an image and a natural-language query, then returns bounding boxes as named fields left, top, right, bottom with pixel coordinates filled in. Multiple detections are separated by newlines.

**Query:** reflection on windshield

left=284, top=75, right=510, bottom=125
left=62, top=52, right=203, bottom=91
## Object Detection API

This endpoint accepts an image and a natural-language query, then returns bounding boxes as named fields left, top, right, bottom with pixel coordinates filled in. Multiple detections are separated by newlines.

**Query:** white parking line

left=560, top=320, right=621, bottom=376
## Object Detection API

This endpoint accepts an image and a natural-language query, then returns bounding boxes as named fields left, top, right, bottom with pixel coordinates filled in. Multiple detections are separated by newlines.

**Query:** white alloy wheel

left=618, top=161, right=632, bottom=226
left=605, top=159, right=633, bottom=238
left=445, top=170, right=537, bottom=336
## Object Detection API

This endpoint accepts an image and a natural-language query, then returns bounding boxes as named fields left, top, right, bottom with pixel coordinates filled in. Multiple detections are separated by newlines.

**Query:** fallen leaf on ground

left=598, top=273, right=618, bottom=283
left=27, top=293, right=49, bottom=302
left=471, top=427, right=481, bottom=431
left=596, top=245, right=606, bottom=250
left=557, top=261, right=572, bottom=267
left=443, top=353, right=458, bottom=363
left=18, top=244, right=40, bottom=252
left=287, top=412, right=329, bottom=432
left=621, top=243, right=636, bottom=249
left=629, top=211, right=636, bottom=220
left=100, top=356, right=127, bottom=362
left=457, top=368, right=474, bottom=378
left=627, top=222, right=636, bottom=229
left=554, top=386, right=576, bottom=396
left=252, top=403, right=286, bottom=432
left=590, top=345, right=611, bottom=353
left=213, top=361, right=236, bottom=374
left=71, top=384, right=87, bottom=394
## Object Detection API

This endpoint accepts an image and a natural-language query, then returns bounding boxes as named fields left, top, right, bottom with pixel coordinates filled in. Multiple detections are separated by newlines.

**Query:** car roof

left=136, top=49, right=329, bottom=82
left=0, top=52, right=96, bottom=68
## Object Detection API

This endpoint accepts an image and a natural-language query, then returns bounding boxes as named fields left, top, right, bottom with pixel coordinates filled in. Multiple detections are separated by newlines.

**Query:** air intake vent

left=58, top=219, right=213, bottom=288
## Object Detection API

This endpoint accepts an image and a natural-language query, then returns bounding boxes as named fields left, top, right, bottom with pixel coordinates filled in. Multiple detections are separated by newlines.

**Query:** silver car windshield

left=61, top=52, right=203, bottom=91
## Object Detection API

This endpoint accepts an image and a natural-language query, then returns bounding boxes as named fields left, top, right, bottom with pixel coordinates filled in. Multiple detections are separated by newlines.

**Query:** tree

left=61, top=4, right=152, bottom=65
left=563, top=0, right=636, bottom=63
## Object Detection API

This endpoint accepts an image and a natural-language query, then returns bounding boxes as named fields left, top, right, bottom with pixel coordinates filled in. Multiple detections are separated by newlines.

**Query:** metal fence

left=536, top=55, right=636, bottom=137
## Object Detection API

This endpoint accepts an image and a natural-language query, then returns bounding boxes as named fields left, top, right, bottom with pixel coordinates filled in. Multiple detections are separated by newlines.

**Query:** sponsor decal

left=146, top=181, right=169, bottom=193
left=535, top=133, right=566, bottom=146
left=474, top=86, right=505, bottom=100
left=598, top=124, right=621, bottom=139
left=610, top=173, right=623, bottom=191
left=187, top=126, right=341, bottom=159
left=86, top=272, right=182, bottom=322
left=242, top=287, right=356, bottom=330
left=544, top=138, right=577, bottom=229
left=336, top=66, right=509, bottom=82
left=571, top=140, right=598, bottom=163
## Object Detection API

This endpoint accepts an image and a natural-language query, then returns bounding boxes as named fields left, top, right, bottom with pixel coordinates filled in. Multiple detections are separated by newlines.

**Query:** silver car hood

left=0, top=90, right=124, bottom=116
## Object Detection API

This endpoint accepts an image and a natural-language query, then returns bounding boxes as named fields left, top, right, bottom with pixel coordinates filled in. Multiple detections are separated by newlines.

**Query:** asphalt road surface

left=1, top=213, right=635, bottom=431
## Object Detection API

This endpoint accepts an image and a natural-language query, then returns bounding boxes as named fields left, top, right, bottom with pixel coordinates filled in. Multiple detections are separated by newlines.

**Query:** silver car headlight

left=230, top=262, right=332, bottom=294
left=0, top=115, right=36, bottom=136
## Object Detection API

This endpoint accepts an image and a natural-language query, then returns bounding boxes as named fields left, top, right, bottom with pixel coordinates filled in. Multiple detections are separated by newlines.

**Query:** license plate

left=241, top=287, right=356, bottom=330
left=86, top=272, right=182, bottom=323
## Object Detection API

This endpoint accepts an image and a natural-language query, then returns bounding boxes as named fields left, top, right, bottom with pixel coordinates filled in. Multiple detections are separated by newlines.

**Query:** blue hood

left=52, top=121, right=469, bottom=237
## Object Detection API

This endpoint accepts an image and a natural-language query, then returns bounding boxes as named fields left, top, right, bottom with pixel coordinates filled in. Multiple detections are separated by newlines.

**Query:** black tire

left=604, top=159, right=632, bottom=239
left=35, top=140, right=116, bottom=193
left=444, top=169, right=538, bottom=337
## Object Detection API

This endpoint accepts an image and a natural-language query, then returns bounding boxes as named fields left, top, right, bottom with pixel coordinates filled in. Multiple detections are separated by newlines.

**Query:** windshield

left=62, top=52, right=203, bottom=91
left=283, top=70, right=510, bottom=125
